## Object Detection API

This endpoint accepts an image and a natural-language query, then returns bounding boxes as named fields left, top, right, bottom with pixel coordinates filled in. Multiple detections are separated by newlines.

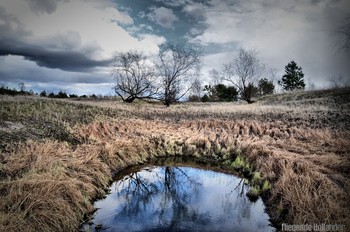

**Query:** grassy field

left=0, top=88, right=350, bottom=231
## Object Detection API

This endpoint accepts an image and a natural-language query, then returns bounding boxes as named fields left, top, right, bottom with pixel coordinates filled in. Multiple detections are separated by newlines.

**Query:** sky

left=0, top=0, right=349, bottom=95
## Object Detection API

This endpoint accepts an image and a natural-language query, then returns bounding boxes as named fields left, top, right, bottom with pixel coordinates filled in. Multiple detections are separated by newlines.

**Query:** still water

left=85, top=166, right=275, bottom=232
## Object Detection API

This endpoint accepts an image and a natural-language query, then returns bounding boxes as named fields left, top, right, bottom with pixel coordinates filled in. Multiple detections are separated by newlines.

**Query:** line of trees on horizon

left=112, top=42, right=308, bottom=105
left=0, top=84, right=105, bottom=99
left=8, top=42, right=349, bottom=104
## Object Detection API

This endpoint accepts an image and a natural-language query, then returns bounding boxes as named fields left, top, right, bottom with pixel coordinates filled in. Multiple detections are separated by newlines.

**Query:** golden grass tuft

left=0, top=141, right=111, bottom=232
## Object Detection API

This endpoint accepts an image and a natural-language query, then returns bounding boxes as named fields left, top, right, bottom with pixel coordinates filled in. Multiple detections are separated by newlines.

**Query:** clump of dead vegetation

left=0, top=88, right=349, bottom=231
left=0, top=141, right=111, bottom=232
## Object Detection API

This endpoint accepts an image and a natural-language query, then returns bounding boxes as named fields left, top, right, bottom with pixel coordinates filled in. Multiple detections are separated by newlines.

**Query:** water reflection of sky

left=89, top=166, right=275, bottom=232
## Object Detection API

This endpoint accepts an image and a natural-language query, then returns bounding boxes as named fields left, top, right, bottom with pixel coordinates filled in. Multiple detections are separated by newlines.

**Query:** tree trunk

left=124, top=96, right=136, bottom=103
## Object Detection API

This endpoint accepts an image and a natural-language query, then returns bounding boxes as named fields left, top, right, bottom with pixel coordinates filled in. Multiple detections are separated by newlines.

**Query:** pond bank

left=83, top=164, right=275, bottom=232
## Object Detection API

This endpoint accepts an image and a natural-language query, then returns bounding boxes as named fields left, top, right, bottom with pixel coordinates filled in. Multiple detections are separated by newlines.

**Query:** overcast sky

left=0, top=0, right=349, bottom=95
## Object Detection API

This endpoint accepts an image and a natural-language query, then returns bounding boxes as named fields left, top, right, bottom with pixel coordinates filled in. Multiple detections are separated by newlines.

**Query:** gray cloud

left=182, top=2, right=207, bottom=20
left=0, top=6, right=31, bottom=38
left=153, top=0, right=207, bottom=8
left=153, top=0, right=189, bottom=7
left=24, top=0, right=67, bottom=15
left=147, top=6, right=178, bottom=28
left=311, top=0, right=322, bottom=5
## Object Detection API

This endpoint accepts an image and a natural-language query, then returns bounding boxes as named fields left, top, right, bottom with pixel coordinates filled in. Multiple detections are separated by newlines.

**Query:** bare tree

left=190, top=77, right=202, bottom=101
left=156, top=42, right=201, bottom=106
left=222, top=48, right=265, bottom=103
left=112, top=51, right=157, bottom=103
left=209, top=68, right=222, bottom=86
left=18, top=82, right=25, bottom=92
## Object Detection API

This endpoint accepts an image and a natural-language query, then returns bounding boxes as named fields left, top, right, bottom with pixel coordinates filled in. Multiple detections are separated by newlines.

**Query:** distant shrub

left=258, top=78, right=275, bottom=95
left=48, top=92, right=56, bottom=98
left=57, top=91, right=68, bottom=98
left=40, top=90, right=47, bottom=97
left=201, top=94, right=210, bottom=102
left=188, top=95, right=201, bottom=102
left=203, top=84, right=238, bottom=102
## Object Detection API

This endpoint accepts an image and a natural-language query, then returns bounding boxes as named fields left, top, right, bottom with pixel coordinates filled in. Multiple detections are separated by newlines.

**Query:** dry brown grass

left=0, top=142, right=111, bottom=232
left=73, top=118, right=350, bottom=229
left=1, top=88, right=349, bottom=231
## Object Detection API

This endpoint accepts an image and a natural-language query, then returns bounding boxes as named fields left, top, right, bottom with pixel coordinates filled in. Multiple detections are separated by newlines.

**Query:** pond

left=83, top=166, right=275, bottom=232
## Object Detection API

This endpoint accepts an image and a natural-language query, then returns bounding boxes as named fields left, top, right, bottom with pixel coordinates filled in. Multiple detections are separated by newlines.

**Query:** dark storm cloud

left=0, top=43, right=112, bottom=72
left=0, top=39, right=113, bottom=72
left=0, top=58, right=112, bottom=84
left=0, top=5, right=112, bottom=72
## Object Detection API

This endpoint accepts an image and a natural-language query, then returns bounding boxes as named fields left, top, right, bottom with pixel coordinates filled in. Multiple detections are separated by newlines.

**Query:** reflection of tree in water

left=115, top=168, right=160, bottom=218
left=234, top=180, right=251, bottom=221
left=223, top=179, right=251, bottom=221
left=114, top=166, right=209, bottom=229
left=92, top=167, right=275, bottom=232
left=222, top=178, right=273, bottom=232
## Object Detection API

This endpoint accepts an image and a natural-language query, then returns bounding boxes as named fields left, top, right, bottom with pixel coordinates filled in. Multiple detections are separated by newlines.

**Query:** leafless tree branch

left=111, top=51, right=158, bottom=103
left=156, top=42, right=201, bottom=106
left=222, top=48, right=265, bottom=103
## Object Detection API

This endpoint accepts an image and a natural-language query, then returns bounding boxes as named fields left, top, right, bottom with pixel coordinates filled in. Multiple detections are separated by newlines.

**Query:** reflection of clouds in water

left=90, top=166, right=275, bottom=232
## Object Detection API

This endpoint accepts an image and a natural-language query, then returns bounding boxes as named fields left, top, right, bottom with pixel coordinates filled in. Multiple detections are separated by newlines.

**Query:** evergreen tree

left=278, top=60, right=305, bottom=91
